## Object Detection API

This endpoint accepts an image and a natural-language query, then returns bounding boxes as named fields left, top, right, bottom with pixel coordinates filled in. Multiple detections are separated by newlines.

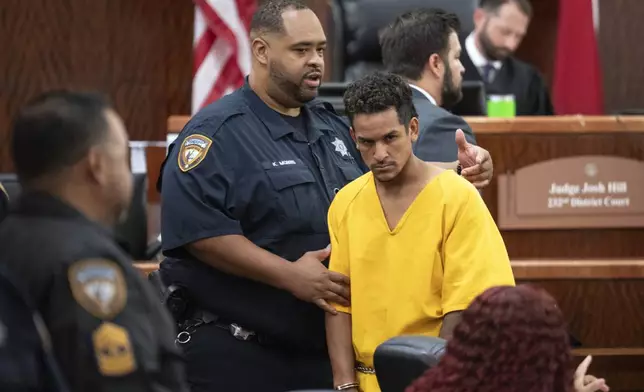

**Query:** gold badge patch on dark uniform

left=92, top=322, right=137, bottom=376
left=178, top=134, right=212, bottom=172
left=68, top=259, right=127, bottom=320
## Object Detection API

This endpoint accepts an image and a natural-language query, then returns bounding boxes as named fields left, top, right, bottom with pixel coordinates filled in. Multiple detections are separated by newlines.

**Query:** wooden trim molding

left=169, top=115, right=644, bottom=135
left=134, top=259, right=644, bottom=280
left=511, top=259, right=644, bottom=279
left=168, top=116, right=190, bottom=133
left=462, top=115, right=644, bottom=134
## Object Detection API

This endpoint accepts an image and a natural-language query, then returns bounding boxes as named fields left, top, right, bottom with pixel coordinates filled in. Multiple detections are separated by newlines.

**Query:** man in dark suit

left=380, top=8, right=482, bottom=173
left=461, top=0, right=553, bottom=115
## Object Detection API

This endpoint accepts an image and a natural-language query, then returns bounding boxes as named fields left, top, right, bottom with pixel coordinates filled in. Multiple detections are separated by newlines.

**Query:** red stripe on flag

left=552, top=0, right=604, bottom=115
left=203, top=56, right=244, bottom=107
left=193, top=29, right=216, bottom=75
left=194, top=0, right=240, bottom=69
left=192, top=0, right=256, bottom=110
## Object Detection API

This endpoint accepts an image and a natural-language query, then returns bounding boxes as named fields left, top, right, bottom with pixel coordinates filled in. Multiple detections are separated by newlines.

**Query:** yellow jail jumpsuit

left=328, top=170, right=515, bottom=392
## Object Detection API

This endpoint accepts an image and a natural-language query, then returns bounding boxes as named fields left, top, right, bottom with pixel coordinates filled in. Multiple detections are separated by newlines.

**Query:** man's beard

left=479, top=23, right=511, bottom=61
left=268, top=61, right=318, bottom=105
left=441, top=65, right=463, bottom=110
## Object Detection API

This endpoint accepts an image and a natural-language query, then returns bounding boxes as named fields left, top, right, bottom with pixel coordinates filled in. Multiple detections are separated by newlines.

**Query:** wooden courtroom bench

left=160, top=115, right=644, bottom=391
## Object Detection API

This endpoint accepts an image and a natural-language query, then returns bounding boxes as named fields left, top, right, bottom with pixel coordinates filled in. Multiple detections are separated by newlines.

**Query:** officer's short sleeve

left=47, top=258, right=155, bottom=392
left=161, top=119, right=242, bottom=251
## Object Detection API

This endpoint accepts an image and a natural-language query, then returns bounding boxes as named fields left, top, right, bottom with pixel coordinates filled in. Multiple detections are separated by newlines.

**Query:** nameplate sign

left=497, top=156, right=644, bottom=229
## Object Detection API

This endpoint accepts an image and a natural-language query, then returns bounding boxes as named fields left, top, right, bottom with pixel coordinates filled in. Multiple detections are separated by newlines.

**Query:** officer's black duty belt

left=176, top=309, right=274, bottom=345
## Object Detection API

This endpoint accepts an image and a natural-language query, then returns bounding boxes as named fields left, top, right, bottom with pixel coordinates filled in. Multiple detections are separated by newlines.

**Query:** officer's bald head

left=249, top=0, right=310, bottom=39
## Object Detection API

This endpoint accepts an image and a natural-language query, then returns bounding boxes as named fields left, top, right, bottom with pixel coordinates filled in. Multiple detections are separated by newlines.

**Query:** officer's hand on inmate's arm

left=286, top=245, right=351, bottom=314
left=455, top=129, right=493, bottom=189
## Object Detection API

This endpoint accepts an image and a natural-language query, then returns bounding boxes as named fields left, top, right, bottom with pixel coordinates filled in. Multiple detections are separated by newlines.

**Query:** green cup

left=487, top=94, right=516, bottom=117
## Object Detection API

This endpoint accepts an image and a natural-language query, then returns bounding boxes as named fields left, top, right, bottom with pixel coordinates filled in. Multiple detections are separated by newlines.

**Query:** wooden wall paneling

left=523, top=279, right=644, bottom=391
left=0, top=0, right=194, bottom=173
left=598, top=0, right=644, bottom=114
left=513, top=0, right=558, bottom=86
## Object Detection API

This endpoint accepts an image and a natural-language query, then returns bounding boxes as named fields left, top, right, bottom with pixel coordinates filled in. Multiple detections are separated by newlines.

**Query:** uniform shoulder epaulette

left=188, top=99, right=247, bottom=138
left=308, top=99, right=338, bottom=115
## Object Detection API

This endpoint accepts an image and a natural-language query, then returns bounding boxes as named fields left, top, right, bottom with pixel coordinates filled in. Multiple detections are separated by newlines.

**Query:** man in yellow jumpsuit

left=325, top=72, right=515, bottom=392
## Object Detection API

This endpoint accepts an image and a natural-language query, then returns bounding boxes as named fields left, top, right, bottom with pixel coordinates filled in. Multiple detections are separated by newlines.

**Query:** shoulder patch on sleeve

left=177, top=133, right=213, bottom=172
left=68, top=259, right=127, bottom=320
left=93, top=322, right=137, bottom=376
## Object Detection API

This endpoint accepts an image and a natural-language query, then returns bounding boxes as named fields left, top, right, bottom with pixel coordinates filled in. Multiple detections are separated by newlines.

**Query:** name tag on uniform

left=271, top=160, right=297, bottom=167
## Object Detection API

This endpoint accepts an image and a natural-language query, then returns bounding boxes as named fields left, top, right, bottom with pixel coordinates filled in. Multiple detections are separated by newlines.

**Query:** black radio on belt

left=165, top=284, right=194, bottom=323
left=147, top=270, right=194, bottom=323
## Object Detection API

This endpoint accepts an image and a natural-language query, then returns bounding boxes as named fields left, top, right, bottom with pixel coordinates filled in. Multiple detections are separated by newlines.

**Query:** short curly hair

left=342, top=72, right=418, bottom=129
left=406, top=285, right=573, bottom=392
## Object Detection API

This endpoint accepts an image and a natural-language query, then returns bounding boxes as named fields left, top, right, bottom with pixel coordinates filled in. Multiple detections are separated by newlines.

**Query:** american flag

left=192, top=0, right=256, bottom=114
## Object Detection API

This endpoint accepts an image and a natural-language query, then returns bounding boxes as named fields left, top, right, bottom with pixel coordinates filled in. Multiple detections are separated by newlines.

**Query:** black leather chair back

left=0, top=173, right=21, bottom=201
left=114, top=172, right=149, bottom=259
left=339, top=0, right=478, bottom=81
left=374, top=335, right=447, bottom=392
left=451, top=80, right=488, bottom=116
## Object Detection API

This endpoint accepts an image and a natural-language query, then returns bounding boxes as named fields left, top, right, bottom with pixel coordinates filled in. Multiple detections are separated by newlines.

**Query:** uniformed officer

left=0, top=264, right=69, bottom=392
left=158, top=1, right=493, bottom=391
left=0, top=91, right=188, bottom=392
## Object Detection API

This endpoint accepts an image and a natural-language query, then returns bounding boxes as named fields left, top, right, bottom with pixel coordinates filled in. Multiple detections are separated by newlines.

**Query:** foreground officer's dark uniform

left=0, top=192, right=187, bottom=392
left=0, top=265, right=69, bottom=392
left=159, top=81, right=367, bottom=392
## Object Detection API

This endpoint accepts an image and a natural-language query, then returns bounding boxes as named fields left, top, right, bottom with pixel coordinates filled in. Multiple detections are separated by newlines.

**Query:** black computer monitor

left=451, top=81, right=487, bottom=116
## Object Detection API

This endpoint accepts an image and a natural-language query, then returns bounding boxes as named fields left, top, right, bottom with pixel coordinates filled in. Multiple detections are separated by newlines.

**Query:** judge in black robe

left=461, top=32, right=553, bottom=116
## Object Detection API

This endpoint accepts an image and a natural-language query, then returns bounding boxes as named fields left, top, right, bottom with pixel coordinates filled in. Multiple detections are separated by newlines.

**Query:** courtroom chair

left=318, top=82, right=349, bottom=115
left=374, top=336, right=447, bottom=392
left=0, top=173, right=21, bottom=201
left=335, top=0, right=477, bottom=81
left=114, top=173, right=162, bottom=261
